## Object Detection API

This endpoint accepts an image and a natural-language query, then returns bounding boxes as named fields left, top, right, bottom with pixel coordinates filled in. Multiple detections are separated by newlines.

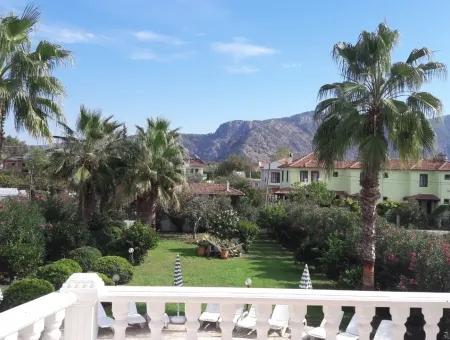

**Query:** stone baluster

left=18, top=320, right=44, bottom=340
left=219, top=304, right=237, bottom=340
left=2, top=333, right=18, bottom=340
left=422, top=306, right=442, bottom=340
left=61, top=273, right=105, bottom=340
left=390, top=305, right=409, bottom=340
left=289, top=304, right=307, bottom=340
left=185, top=302, right=201, bottom=340
left=146, top=301, right=166, bottom=340
left=112, top=301, right=129, bottom=340
left=255, top=304, right=272, bottom=340
left=42, top=310, right=65, bottom=340
left=355, top=304, right=374, bottom=340
left=323, top=305, right=341, bottom=340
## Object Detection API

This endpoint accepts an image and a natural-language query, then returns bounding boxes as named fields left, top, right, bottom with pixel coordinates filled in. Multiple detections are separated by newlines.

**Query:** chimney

left=226, top=181, right=230, bottom=192
left=288, top=152, right=293, bottom=163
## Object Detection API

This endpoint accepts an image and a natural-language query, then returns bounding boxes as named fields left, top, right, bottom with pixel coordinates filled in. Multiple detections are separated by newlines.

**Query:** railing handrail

left=100, top=286, right=450, bottom=306
left=0, top=291, right=77, bottom=338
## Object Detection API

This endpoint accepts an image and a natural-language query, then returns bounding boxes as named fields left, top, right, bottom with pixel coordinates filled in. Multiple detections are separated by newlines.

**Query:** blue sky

left=3, top=0, right=450, bottom=142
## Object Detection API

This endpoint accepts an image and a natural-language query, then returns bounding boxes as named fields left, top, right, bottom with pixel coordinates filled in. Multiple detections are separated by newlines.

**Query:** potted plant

left=220, top=248, right=229, bottom=259
left=196, top=239, right=209, bottom=256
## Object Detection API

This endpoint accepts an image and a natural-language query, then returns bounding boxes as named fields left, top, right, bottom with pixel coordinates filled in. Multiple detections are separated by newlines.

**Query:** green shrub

left=237, top=220, right=260, bottom=251
left=43, top=221, right=91, bottom=261
left=257, top=203, right=287, bottom=231
left=337, top=267, right=362, bottom=289
left=1, top=278, right=54, bottom=311
left=89, top=213, right=125, bottom=255
left=0, top=200, right=46, bottom=279
left=93, top=256, right=133, bottom=284
left=118, top=222, right=159, bottom=264
left=53, top=259, right=82, bottom=273
left=207, top=209, right=240, bottom=240
left=35, top=259, right=82, bottom=289
left=97, top=273, right=115, bottom=285
left=68, top=246, right=102, bottom=272
left=289, top=182, right=335, bottom=207
left=385, top=200, right=429, bottom=229
left=38, top=194, right=78, bottom=224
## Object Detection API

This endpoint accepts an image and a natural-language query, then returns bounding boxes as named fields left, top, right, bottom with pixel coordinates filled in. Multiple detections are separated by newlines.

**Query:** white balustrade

left=0, top=273, right=449, bottom=340
left=0, top=291, right=76, bottom=340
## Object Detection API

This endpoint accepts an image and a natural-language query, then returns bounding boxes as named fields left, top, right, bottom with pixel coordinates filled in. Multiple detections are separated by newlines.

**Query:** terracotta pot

left=197, top=246, right=206, bottom=256
left=220, top=249, right=229, bottom=259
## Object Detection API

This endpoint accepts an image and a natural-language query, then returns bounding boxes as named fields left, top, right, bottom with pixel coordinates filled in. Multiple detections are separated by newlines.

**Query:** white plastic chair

left=127, top=302, right=147, bottom=327
left=373, top=320, right=394, bottom=340
left=97, top=303, right=114, bottom=329
left=199, top=303, right=221, bottom=327
left=97, top=302, right=147, bottom=329
left=307, top=310, right=345, bottom=339
left=235, top=305, right=292, bottom=336
left=337, top=313, right=359, bottom=339
left=268, top=304, right=290, bottom=335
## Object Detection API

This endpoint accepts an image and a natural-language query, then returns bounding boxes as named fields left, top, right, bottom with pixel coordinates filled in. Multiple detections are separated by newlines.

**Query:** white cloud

left=211, top=37, right=276, bottom=59
left=133, top=30, right=184, bottom=45
left=282, top=62, right=302, bottom=69
left=129, top=49, right=159, bottom=61
left=225, top=65, right=259, bottom=74
left=38, top=24, right=98, bottom=44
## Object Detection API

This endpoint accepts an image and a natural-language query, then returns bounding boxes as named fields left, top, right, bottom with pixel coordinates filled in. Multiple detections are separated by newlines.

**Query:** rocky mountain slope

left=181, top=111, right=450, bottom=162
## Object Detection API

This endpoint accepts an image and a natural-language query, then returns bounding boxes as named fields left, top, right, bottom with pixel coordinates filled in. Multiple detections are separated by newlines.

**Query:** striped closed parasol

left=299, top=264, right=313, bottom=289
left=173, top=253, right=183, bottom=287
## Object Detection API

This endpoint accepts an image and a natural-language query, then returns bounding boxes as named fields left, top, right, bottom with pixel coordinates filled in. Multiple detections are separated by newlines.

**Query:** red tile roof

left=281, top=153, right=450, bottom=171
left=188, top=158, right=206, bottom=167
left=188, top=182, right=245, bottom=196
left=405, top=194, right=441, bottom=201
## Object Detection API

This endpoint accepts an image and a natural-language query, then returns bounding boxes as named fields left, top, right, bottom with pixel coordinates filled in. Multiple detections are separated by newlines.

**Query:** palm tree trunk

left=0, top=102, right=5, bottom=155
left=360, top=170, right=380, bottom=290
left=136, top=188, right=158, bottom=227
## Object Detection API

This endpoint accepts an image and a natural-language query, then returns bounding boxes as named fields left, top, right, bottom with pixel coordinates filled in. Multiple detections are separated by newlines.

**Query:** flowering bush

left=116, top=222, right=159, bottom=264
left=207, top=209, right=240, bottom=240
left=376, top=223, right=450, bottom=292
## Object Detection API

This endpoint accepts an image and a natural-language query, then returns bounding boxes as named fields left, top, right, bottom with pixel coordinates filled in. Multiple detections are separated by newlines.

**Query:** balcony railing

left=0, top=273, right=449, bottom=340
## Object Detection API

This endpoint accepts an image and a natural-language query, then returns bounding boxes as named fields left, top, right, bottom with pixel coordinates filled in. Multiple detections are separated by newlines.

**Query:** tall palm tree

left=313, top=23, right=446, bottom=290
left=129, top=118, right=185, bottom=226
left=51, top=106, right=126, bottom=221
left=0, top=5, right=71, bottom=152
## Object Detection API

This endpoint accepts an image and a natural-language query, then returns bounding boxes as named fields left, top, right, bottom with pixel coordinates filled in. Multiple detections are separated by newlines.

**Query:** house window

left=444, top=199, right=450, bottom=205
left=383, top=172, right=389, bottom=178
left=419, top=174, right=428, bottom=187
left=286, top=171, right=289, bottom=182
left=300, top=171, right=308, bottom=182
left=445, top=174, right=450, bottom=180
left=333, top=171, right=339, bottom=177
left=281, top=171, right=284, bottom=182
left=271, top=172, right=280, bottom=183
left=311, top=171, right=320, bottom=182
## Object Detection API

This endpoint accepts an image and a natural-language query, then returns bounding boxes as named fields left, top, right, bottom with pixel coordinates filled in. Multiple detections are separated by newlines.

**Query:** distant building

left=184, top=156, right=207, bottom=180
left=259, top=156, right=293, bottom=190
left=2, top=156, right=27, bottom=172
left=0, top=188, right=27, bottom=200
left=188, top=181, right=244, bottom=204
left=279, top=152, right=450, bottom=213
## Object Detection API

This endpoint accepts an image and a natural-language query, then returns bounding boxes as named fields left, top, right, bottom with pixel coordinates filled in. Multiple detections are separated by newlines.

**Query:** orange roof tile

left=282, top=153, right=450, bottom=171
left=188, top=182, right=244, bottom=196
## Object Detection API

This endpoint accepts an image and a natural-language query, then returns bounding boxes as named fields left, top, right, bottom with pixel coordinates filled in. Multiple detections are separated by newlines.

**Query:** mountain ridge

left=180, top=111, right=450, bottom=162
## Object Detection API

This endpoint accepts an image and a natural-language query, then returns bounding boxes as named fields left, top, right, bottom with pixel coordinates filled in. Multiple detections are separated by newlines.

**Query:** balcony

left=0, top=273, right=449, bottom=340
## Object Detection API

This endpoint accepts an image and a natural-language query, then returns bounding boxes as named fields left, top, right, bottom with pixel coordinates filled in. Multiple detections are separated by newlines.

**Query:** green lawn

left=130, top=234, right=337, bottom=325
left=131, top=234, right=335, bottom=289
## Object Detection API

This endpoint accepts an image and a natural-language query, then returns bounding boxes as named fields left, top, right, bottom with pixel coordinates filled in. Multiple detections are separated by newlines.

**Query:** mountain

left=181, top=111, right=450, bottom=162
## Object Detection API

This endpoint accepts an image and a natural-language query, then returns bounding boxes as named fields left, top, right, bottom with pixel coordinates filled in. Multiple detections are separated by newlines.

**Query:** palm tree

left=129, top=118, right=185, bottom=226
left=313, top=23, right=446, bottom=290
left=51, top=106, right=126, bottom=221
left=0, top=5, right=71, bottom=152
